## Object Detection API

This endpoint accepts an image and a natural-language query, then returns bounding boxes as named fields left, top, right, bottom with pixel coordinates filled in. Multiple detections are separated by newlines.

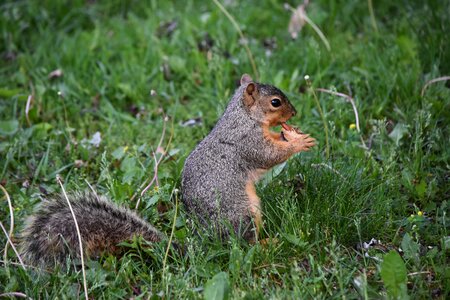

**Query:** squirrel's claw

left=281, top=128, right=316, bottom=151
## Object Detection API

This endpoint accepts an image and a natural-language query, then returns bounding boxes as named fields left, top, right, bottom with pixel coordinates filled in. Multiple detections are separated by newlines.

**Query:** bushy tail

left=19, top=192, right=165, bottom=267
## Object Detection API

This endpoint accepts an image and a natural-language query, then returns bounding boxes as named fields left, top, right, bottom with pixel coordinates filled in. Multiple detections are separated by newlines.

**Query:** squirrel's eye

left=271, top=98, right=282, bottom=107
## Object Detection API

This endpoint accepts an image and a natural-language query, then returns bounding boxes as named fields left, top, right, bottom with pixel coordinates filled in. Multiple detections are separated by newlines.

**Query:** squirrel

left=18, top=74, right=315, bottom=266
left=19, top=191, right=165, bottom=266
left=182, top=74, right=315, bottom=242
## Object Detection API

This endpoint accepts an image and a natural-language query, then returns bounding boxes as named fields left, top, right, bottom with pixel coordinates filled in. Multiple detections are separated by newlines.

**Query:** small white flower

left=89, top=132, right=102, bottom=148
left=304, top=75, right=310, bottom=80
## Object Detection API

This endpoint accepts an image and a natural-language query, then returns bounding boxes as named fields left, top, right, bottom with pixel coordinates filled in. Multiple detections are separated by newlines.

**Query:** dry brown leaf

left=48, top=69, right=63, bottom=79
left=288, top=1, right=309, bottom=39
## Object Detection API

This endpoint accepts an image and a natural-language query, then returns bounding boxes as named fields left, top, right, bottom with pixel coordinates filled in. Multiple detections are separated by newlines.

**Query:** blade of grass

left=305, top=76, right=330, bottom=158
left=368, top=0, right=379, bottom=34
left=0, top=185, right=15, bottom=264
left=302, top=14, right=331, bottom=51
left=162, top=188, right=179, bottom=278
left=56, top=175, right=88, bottom=300
left=0, top=220, right=25, bottom=270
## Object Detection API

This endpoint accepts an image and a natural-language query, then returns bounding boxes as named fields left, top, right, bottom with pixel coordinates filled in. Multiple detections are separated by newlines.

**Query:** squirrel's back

left=20, top=192, right=164, bottom=266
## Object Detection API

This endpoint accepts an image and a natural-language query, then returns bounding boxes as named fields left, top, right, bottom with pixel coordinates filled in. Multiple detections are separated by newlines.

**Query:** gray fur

left=19, top=192, right=165, bottom=266
left=181, top=81, right=297, bottom=240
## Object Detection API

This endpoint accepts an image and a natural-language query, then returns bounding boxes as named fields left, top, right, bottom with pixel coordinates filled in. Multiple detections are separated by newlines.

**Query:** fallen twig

left=133, top=112, right=175, bottom=210
left=0, top=292, right=31, bottom=299
left=316, top=88, right=361, bottom=132
left=316, top=87, right=367, bottom=149
left=136, top=115, right=169, bottom=209
left=25, top=94, right=34, bottom=127
left=408, top=271, right=431, bottom=277
left=421, top=76, right=450, bottom=97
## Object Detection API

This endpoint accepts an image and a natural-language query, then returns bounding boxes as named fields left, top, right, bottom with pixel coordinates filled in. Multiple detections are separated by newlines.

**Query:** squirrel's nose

left=291, top=107, right=297, bottom=116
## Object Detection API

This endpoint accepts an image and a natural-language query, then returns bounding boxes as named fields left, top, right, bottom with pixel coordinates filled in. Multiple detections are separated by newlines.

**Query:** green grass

left=1, top=0, right=449, bottom=298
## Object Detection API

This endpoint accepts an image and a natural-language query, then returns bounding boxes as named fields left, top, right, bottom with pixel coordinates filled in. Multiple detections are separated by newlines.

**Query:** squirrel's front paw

left=282, top=129, right=316, bottom=152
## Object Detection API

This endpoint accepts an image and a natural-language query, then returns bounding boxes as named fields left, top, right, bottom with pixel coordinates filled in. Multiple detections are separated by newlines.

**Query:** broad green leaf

left=0, top=120, right=19, bottom=135
left=117, top=83, right=133, bottom=97
left=122, top=167, right=143, bottom=185
left=242, top=246, right=256, bottom=276
left=260, top=161, right=287, bottom=186
left=0, top=88, right=21, bottom=98
left=388, top=123, right=408, bottom=146
left=203, top=272, right=230, bottom=300
left=112, top=146, right=127, bottom=160
left=396, top=35, right=418, bottom=60
left=144, top=195, right=160, bottom=209
left=401, top=233, right=419, bottom=263
left=415, top=179, right=427, bottom=199
left=169, top=56, right=186, bottom=72
left=380, top=251, right=409, bottom=299
left=274, top=70, right=284, bottom=87
left=283, top=233, right=308, bottom=247
left=120, top=156, right=137, bottom=172
left=228, top=246, right=242, bottom=278
left=120, top=156, right=141, bottom=184
left=32, top=123, right=53, bottom=139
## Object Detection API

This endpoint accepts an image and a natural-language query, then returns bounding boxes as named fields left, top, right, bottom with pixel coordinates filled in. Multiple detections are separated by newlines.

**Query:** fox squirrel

left=19, top=74, right=315, bottom=266
left=182, top=74, right=315, bottom=241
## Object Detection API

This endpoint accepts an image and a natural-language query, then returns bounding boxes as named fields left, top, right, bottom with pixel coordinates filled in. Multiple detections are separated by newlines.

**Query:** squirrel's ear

left=243, top=82, right=257, bottom=107
left=240, top=74, right=253, bottom=86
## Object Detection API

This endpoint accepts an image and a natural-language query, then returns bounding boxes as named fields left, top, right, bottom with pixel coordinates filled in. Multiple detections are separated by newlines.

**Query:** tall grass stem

left=212, top=0, right=259, bottom=80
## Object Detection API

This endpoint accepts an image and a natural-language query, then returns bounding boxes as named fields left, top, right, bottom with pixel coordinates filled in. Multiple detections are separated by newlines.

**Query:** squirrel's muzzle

left=290, top=104, right=297, bottom=117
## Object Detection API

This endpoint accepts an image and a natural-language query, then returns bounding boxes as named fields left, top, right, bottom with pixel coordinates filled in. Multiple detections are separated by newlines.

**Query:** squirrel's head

left=240, top=74, right=297, bottom=127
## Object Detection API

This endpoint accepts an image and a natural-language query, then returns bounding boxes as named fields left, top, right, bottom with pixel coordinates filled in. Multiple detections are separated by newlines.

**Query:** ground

left=0, top=0, right=449, bottom=298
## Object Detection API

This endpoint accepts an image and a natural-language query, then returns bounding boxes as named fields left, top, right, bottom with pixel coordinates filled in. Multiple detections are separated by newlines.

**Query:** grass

left=0, top=0, right=449, bottom=298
